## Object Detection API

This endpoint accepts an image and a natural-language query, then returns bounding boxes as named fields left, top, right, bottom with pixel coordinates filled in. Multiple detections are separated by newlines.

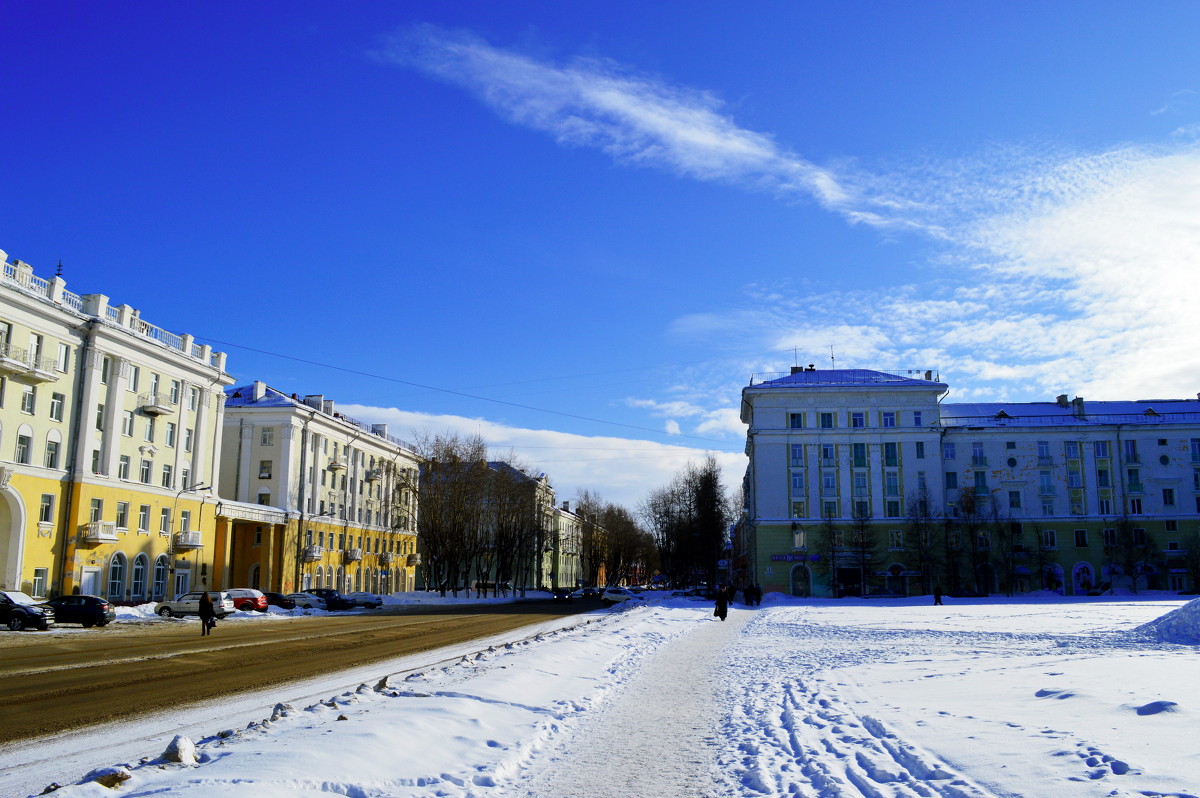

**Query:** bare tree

left=905, top=486, right=940, bottom=594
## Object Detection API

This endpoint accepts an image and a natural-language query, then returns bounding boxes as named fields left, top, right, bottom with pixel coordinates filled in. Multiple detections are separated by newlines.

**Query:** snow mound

left=1135, top=597, right=1200, bottom=644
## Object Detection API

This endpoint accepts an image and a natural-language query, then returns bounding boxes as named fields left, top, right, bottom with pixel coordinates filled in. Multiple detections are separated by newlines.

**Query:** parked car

left=264, top=591, right=297, bottom=610
left=225, top=588, right=268, bottom=612
left=345, top=591, right=383, bottom=609
left=571, top=586, right=601, bottom=599
left=600, top=587, right=645, bottom=606
left=43, top=594, right=115, bottom=627
left=550, top=587, right=573, bottom=602
left=0, top=590, right=55, bottom=630
left=309, top=588, right=357, bottom=610
left=154, top=591, right=235, bottom=619
left=285, top=592, right=327, bottom=610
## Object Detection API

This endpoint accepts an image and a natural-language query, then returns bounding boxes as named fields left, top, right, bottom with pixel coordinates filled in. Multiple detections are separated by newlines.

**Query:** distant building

left=221, top=382, right=422, bottom=595
left=740, top=367, right=1200, bottom=598
left=0, top=251, right=231, bottom=600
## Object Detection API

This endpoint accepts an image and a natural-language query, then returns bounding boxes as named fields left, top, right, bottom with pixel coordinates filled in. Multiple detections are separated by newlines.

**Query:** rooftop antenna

left=55, top=260, right=63, bottom=278
left=793, top=347, right=799, bottom=368
left=830, top=345, right=836, bottom=370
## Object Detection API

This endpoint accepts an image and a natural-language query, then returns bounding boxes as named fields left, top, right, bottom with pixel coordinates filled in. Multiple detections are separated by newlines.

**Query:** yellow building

left=219, top=382, right=422, bottom=595
left=0, top=251, right=232, bottom=600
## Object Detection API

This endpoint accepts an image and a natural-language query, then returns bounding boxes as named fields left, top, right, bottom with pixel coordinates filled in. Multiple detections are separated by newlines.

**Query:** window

left=917, top=471, right=927, bottom=490
left=1165, top=519, right=1178, bottom=532
left=21, top=386, right=35, bottom=414
left=819, top=412, right=834, bottom=429
left=971, top=442, right=986, bottom=466
left=913, top=411, right=923, bottom=426
left=152, top=557, right=167, bottom=599
left=1042, top=499, right=1054, bottom=516
left=14, top=434, right=32, bottom=464
left=165, top=422, right=177, bottom=447
left=1096, top=468, right=1110, bottom=487
left=130, top=556, right=147, bottom=599
left=149, top=373, right=160, bottom=397
left=1005, top=441, right=1016, bottom=450
left=169, top=380, right=181, bottom=404
left=853, top=472, right=868, bottom=497
left=1065, top=441, right=1080, bottom=459
left=138, top=505, right=151, bottom=532
left=180, top=466, right=190, bottom=487
left=31, top=567, right=47, bottom=598
left=144, top=416, right=155, bottom=442
left=100, top=356, right=111, bottom=384
left=851, top=412, right=865, bottom=428
left=128, top=365, right=140, bottom=392
left=884, top=442, right=898, bottom=467
left=1163, top=488, right=1176, bottom=506
left=116, top=502, right=129, bottom=529
left=1009, top=490, right=1022, bottom=509
left=1096, top=440, right=1110, bottom=458
left=1039, top=471, right=1054, bottom=494
left=1129, top=498, right=1143, bottom=514
left=915, top=441, right=925, bottom=459
left=790, top=444, right=804, bottom=466
left=790, top=501, right=806, bottom=520
left=56, top=342, right=70, bottom=372
left=1067, top=469, right=1083, bottom=488
left=788, top=413, right=804, bottom=429
left=44, top=440, right=60, bottom=469
left=259, top=460, right=273, bottom=479
left=1127, top=468, right=1142, bottom=492
left=161, top=464, right=173, bottom=488
left=258, top=491, right=271, bottom=506
left=882, top=411, right=896, bottom=428
left=184, top=428, right=193, bottom=453
left=820, top=443, right=836, bottom=465
left=1133, top=528, right=1147, bottom=546
left=122, top=411, right=134, bottom=437
left=180, top=510, right=191, bottom=531
left=107, top=554, right=126, bottom=600
left=1192, top=438, right=1200, bottom=462
left=1041, top=529, right=1058, bottom=549
left=91, top=449, right=101, bottom=473
left=976, top=531, right=990, bottom=550
left=885, top=471, right=900, bottom=496
left=945, top=471, right=958, bottom=489
left=49, top=392, right=64, bottom=421
left=89, top=498, right=103, bottom=522
left=139, top=459, right=152, bottom=483
left=823, top=500, right=838, bottom=518
left=1124, top=439, right=1138, bottom=463
left=160, top=508, right=171, bottom=534
left=1098, top=497, right=1112, bottom=515
left=791, top=471, right=806, bottom=493
left=852, top=442, right=867, bottom=467
left=943, top=442, right=955, bottom=460
left=118, top=455, right=131, bottom=480
left=822, top=471, right=837, bottom=496
left=889, top=530, right=903, bottom=549
left=1074, top=529, right=1088, bottom=547
left=974, top=470, right=988, bottom=494
left=39, top=494, right=54, bottom=523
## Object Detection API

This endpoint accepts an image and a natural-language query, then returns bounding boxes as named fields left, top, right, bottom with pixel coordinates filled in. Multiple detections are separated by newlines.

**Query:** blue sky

left=3, top=2, right=1199, bottom=508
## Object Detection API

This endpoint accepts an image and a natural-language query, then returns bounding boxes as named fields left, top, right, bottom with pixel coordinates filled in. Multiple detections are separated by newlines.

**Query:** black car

left=43, top=595, right=115, bottom=628
left=264, top=591, right=296, bottom=610
left=0, top=590, right=55, bottom=631
left=309, top=588, right=357, bottom=611
left=550, top=587, right=573, bottom=602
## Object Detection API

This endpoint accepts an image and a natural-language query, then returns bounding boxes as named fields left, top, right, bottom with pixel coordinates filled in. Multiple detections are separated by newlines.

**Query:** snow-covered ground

left=12, top=593, right=1200, bottom=798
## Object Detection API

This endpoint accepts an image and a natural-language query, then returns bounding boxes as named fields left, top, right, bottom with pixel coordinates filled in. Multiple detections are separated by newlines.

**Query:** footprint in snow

left=1135, top=700, right=1178, bottom=716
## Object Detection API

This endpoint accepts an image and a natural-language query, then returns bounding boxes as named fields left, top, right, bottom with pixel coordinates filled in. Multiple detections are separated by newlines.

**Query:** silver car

left=154, top=591, right=235, bottom=618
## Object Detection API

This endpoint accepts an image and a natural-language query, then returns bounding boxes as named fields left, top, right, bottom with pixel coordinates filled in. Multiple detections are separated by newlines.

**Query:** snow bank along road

left=10, top=596, right=1200, bottom=798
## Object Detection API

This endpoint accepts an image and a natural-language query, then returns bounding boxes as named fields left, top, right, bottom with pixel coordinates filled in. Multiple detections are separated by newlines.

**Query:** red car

left=225, top=588, right=268, bottom=612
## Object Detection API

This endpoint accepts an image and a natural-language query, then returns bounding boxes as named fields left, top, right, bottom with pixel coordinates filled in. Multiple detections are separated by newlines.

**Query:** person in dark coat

left=199, top=591, right=216, bottom=636
left=933, top=585, right=944, bottom=606
left=714, top=586, right=729, bottom=621
left=753, top=583, right=763, bottom=606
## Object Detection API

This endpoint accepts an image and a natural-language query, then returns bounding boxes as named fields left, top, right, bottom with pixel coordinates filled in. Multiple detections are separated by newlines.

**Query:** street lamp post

left=167, top=482, right=210, bottom=599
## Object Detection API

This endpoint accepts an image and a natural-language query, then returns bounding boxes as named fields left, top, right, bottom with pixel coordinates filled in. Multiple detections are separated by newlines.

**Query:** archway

left=107, top=553, right=128, bottom=602
left=0, top=483, right=27, bottom=591
left=131, top=554, right=149, bottom=601
left=1071, top=562, right=1094, bottom=595
left=1042, top=563, right=1065, bottom=594
left=248, top=563, right=261, bottom=590
left=789, top=563, right=811, bottom=597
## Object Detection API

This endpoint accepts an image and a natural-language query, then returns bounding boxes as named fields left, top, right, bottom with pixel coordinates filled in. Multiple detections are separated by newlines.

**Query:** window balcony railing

left=303, top=545, right=324, bottom=562
left=972, top=455, right=988, bottom=467
left=380, top=551, right=394, bottom=565
left=174, top=530, right=204, bottom=550
left=81, top=521, right=118, bottom=544
left=0, top=342, right=31, bottom=375
left=328, top=459, right=347, bottom=472
left=139, top=392, right=176, bottom=416
left=26, top=355, right=59, bottom=382
left=406, top=553, right=421, bottom=567
left=344, top=548, right=363, bottom=562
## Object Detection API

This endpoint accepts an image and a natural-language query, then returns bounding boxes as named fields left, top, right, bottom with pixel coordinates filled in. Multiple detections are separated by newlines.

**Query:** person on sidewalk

left=933, top=585, right=944, bottom=606
left=199, top=591, right=216, bottom=636
left=714, top=586, right=729, bottom=621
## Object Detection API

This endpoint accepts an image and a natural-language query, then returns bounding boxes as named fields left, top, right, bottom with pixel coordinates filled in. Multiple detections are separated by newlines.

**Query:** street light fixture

left=167, top=482, right=210, bottom=599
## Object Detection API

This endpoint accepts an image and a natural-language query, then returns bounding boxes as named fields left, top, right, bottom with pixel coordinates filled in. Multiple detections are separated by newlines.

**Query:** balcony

left=26, top=356, right=60, bottom=382
left=0, top=342, right=31, bottom=375
left=344, top=548, right=363, bottom=562
left=174, top=530, right=204, bottom=550
left=406, top=553, right=421, bottom=567
left=81, top=521, right=118, bottom=544
left=139, top=392, right=176, bottom=416
left=328, top=458, right=347, bottom=472
left=820, top=458, right=837, bottom=467
left=303, top=545, right=324, bottom=562
left=380, top=551, right=394, bottom=565
left=364, top=469, right=380, bottom=482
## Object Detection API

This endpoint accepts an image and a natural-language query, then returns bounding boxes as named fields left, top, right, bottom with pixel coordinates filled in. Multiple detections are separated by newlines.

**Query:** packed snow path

left=518, top=607, right=747, bottom=797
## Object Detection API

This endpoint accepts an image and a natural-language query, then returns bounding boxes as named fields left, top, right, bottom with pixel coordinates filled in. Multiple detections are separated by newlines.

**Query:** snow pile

left=1135, top=596, right=1200, bottom=644
left=113, top=603, right=160, bottom=621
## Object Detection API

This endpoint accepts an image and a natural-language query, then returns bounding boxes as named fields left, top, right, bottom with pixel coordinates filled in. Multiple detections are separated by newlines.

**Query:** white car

left=154, top=591, right=236, bottom=618
left=600, top=587, right=645, bottom=605
left=345, top=591, right=383, bottom=609
left=285, top=592, right=327, bottom=610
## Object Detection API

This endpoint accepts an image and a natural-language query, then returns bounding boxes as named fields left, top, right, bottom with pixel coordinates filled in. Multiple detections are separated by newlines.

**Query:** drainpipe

left=56, top=319, right=96, bottom=597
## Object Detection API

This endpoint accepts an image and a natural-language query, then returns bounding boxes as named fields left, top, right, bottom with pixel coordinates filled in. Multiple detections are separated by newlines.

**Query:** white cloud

left=339, top=404, right=746, bottom=511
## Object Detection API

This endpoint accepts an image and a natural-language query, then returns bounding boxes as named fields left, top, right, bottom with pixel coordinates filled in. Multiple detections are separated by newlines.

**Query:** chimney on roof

left=561, top=500, right=570, bottom=512
left=1056, top=394, right=1069, bottom=408
left=790, top=366, right=803, bottom=375
left=371, top=423, right=389, bottom=438
left=252, top=381, right=267, bottom=402
left=1071, top=396, right=1085, bottom=417
left=924, top=370, right=932, bottom=381
left=304, top=395, right=323, bottom=410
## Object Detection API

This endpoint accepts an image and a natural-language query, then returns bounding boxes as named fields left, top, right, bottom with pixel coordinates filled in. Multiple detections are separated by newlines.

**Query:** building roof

left=748, top=368, right=946, bottom=389
left=940, top=399, right=1200, bottom=428
left=224, top=383, right=298, bottom=408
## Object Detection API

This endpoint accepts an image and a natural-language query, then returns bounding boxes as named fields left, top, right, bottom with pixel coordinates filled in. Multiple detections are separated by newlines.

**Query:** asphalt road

left=0, top=600, right=593, bottom=745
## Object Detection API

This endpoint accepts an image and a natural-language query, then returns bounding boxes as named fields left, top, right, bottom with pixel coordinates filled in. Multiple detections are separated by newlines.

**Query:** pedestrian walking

left=714, top=586, right=729, bottom=621
left=933, top=585, right=944, bottom=606
left=199, top=591, right=216, bottom=636
left=753, top=583, right=763, bottom=606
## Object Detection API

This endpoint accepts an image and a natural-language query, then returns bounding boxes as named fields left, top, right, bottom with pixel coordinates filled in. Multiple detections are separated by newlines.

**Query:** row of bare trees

left=641, top=455, right=733, bottom=589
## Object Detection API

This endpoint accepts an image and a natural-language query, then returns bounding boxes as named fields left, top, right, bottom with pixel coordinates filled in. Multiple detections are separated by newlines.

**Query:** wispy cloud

left=1151, top=89, right=1196, bottom=116
left=339, top=404, right=746, bottom=511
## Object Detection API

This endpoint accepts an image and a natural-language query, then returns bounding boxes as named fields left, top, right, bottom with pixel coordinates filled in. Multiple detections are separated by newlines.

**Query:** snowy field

left=12, top=593, right=1200, bottom=798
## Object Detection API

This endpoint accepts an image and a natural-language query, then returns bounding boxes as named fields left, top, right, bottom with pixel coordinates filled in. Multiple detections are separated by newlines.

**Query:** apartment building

left=552, top=501, right=583, bottom=589
left=740, top=367, right=1200, bottom=598
left=0, top=251, right=232, bottom=600
left=220, top=382, right=422, bottom=595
